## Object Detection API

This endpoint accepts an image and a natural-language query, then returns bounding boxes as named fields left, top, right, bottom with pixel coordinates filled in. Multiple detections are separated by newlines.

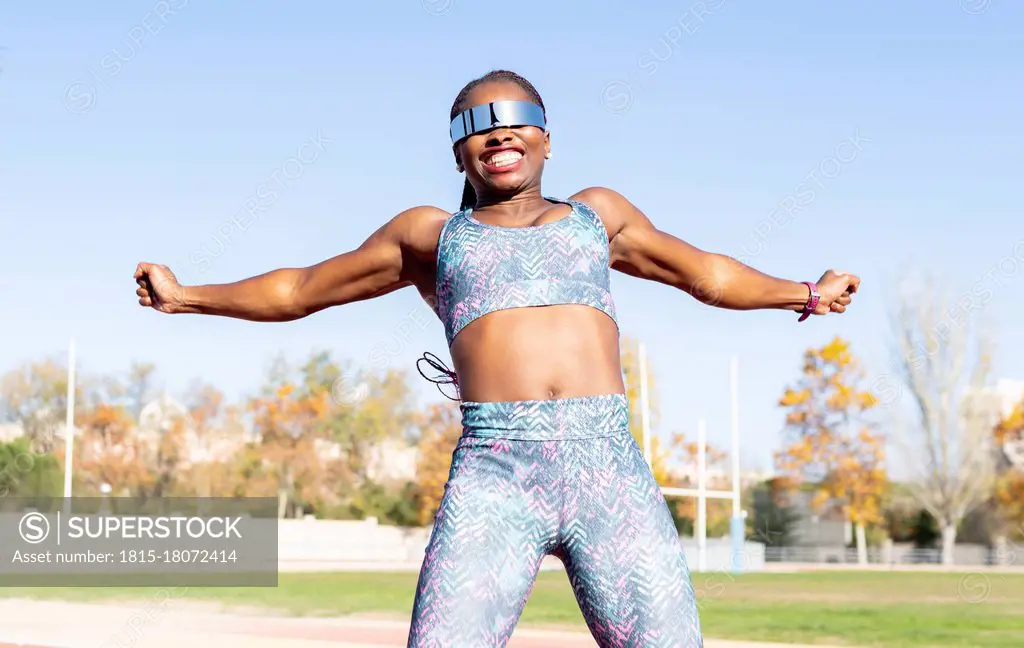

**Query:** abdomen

left=449, top=305, right=624, bottom=402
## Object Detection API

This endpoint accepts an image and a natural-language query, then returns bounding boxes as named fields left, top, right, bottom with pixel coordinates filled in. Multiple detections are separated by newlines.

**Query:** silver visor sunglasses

left=450, top=100, right=546, bottom=145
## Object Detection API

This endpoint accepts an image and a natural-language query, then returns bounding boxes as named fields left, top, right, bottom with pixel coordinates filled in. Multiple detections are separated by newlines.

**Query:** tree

left=910, top=509, right=940, bottom=550
left=67, top=403, right=153, bottom=497
left=136, top=391, right=191, bottom=499
left=344, top=480, right=421, bottom=526
left=171, top=383, right=249, bottom=498
left=0, top=438, right=62, bottom=499
left=0, top=358, right=74, bottom=453
left=413, top=403, right=463, bottom=525
left=747, top=478, right=800, bottom=548
left=325, top=357, right=418, bottom=491
left=891, top=283, right=1000, bottom=564
left=245, top=349, right=425, bottom=519
left=882, top=482, right=925, bottom=544
left=993, top=399, right=1024, bottom=539
left=126, top=362, right=156, bottom=421
left=777, top=336, right=887, bottom=564
left=248, top=357, right=340, bottom=518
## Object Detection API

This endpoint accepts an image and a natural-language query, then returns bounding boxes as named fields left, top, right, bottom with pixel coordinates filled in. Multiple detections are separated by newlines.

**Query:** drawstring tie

left=416, top=352, right=461, bottom=401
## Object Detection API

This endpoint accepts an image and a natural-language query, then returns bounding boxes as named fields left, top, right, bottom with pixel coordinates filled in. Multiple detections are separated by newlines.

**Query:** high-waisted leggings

left=407, top=394, right=703, bottom=647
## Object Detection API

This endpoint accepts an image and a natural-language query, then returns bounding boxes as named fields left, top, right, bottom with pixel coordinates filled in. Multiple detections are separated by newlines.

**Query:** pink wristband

left=798, top=281, right=820, bottom=322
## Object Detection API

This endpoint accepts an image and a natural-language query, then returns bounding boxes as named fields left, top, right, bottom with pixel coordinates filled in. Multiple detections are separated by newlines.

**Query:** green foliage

left=747, top=481, right=800, bottom=547
left=321, top=481, right=421, bottom=526
left=910, top=509, right=940, bottom=549
left=883, top=496, right=921, bottom=542
left=0, top=439, right=62, bottom=498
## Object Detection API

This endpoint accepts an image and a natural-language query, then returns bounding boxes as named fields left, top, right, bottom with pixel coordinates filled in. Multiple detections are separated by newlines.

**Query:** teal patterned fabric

left=407, top=395, right=704, bottom=647
left=434, top=198, right=618, bottom=346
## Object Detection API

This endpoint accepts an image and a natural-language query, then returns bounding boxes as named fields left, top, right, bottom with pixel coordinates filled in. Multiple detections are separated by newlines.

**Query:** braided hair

left=450, top=70, right=546, bottom=211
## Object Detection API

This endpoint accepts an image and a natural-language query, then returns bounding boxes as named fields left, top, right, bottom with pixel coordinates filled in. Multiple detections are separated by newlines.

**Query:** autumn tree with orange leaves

left=70, top=403, right=153, bottom=497
left=246, top=351, right=418, bottom=519
left=413, top=402, right=463, bottom=525
left=993, top=400, right=1024, bottom=540
left=777, top=336, right=886, bottom=563
left=247, top=353, right=349, bottom=518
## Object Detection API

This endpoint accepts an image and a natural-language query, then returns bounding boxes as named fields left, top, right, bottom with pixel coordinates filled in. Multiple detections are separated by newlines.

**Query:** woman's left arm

left=572, top=187, right=859, bottom=315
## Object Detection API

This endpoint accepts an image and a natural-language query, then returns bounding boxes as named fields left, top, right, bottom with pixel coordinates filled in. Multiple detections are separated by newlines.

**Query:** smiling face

left=452, top=80, right=550, bottom=202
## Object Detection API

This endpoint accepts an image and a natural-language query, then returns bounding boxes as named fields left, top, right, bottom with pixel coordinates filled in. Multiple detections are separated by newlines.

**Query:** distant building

left=0, top=421, right=81, bottom=445
left=784, top=490, right=849, bottom=547
left=995, top=379, right=1024, bottom=416
left=366, top=439, right=419, bottom=483
left=0, top=423, right=23, bottom=443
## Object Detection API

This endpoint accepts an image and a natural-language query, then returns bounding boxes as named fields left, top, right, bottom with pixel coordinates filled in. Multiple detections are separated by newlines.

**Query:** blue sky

left=1, top=1, right=1022, bottom=474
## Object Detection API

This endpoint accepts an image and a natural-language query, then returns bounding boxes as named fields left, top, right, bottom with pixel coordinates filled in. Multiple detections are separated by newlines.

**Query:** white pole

left=697, top=417, right=707, bottom=572
left=731, top=356, right=740, bottom=516
left=639, top=343, right=652, bottom=465
left=729, top=355, right=745, bottom=573
left=63, top=338, right=77, bottom=501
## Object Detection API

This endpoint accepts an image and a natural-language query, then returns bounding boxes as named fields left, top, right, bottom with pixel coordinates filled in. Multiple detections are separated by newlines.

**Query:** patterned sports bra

left=434, top=197, right=619, bottom=347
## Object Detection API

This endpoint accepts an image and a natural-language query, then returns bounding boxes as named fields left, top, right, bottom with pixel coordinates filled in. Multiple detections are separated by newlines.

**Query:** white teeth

left=486, top=151, right=523, bottom=167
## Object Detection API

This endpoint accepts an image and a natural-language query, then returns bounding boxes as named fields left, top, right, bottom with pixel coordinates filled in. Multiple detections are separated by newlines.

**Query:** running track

left=0, top=599, right=843, bottom=648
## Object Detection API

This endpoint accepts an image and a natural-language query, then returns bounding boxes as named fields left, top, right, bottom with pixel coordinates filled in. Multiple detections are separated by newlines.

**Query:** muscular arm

left=572, top=187, right=857, bottom=312
left=141, top=206, right=448, bottom=321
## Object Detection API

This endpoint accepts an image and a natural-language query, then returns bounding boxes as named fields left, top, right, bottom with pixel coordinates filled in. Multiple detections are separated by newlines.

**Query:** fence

left=277, top=517, right=768, bottom=573
left=763, top=543, right=1002, bottom=566
left=260, top=517, right=1014, bottom=571
left=1, top=507, right=1008, bottom=572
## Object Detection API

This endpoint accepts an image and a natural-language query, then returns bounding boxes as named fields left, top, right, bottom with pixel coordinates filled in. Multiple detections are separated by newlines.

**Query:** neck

left=473, top=186, right=549, bottom=217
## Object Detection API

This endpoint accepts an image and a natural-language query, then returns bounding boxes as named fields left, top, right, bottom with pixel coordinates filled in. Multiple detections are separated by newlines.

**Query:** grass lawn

left=1, top=571, right=1022, bottom=647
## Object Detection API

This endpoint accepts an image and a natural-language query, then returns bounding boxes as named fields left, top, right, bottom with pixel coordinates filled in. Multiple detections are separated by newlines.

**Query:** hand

left=812, top=269, right=860, bottom=315
left=134, top=263, right=188, bottom=314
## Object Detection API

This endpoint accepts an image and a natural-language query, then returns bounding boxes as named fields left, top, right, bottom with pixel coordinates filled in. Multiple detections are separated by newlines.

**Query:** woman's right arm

left=135, top=206, right=448, bottom=322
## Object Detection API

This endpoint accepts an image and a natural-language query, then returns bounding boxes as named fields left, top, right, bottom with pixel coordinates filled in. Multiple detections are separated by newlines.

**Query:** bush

left=0, top=438, right=62, bottom=498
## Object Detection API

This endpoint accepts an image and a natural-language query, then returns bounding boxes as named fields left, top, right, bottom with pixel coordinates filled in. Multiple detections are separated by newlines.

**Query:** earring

left=545, top=152, right=552, bottom=159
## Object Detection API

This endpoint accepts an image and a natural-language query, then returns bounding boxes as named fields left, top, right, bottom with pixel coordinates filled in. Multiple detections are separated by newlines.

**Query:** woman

left=135, top=70, right=858, bottom=647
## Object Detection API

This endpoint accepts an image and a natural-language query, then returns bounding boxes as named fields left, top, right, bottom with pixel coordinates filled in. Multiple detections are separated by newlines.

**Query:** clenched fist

left=134, top=263, right=189, bottom=314
left=812, top=269, right=860, bottom=316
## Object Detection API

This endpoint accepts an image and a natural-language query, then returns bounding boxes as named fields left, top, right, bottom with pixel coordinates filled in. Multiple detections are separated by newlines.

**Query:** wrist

left=175, top=285, right=201, bottom=314
left=797, top=281, right=820, bottom=321
left=776, top=280, right=814, bottom=312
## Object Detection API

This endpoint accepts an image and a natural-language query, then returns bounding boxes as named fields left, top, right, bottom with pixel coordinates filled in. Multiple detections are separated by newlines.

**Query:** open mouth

left=480, top=147, right=524, bottom=171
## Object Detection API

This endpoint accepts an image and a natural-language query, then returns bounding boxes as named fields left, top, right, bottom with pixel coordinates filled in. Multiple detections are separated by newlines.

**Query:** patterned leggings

left=407, top=394, right=703, bottom=647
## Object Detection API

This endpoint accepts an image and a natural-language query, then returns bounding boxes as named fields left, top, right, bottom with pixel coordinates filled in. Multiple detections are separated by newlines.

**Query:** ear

left=544, top=131, right=551, bottom=159
left=453, top=146, right=464, bottom=173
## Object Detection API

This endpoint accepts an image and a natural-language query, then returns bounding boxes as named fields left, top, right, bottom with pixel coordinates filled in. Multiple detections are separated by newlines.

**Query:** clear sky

left=2, top=1, right=1022, bottom=474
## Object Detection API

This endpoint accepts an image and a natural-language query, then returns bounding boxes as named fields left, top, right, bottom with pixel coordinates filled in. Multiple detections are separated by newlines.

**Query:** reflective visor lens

left=450, top=100, right=546, bottom=144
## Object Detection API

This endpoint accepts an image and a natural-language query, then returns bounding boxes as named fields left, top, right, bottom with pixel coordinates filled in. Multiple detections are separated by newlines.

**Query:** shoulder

left=569, top=187, right=650, bottom=239
left=569, top=186, right=624, bottom=214
left=360, top=206, right=451, bottom=262
left=391, top=205, right=452, bottom=229
left=388, top=205, right=450, bottom=246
